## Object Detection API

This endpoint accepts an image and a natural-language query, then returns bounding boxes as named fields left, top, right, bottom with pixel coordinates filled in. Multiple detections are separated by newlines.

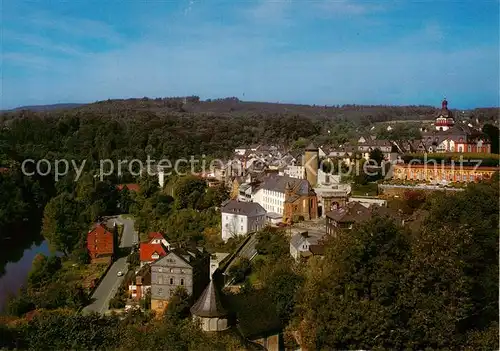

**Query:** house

left=221, top=200, right=267, bottom=242
left=419, top=99, right=491, bottom=153
left=150, top=248, right=209, bottom=314
left=128, top=264, right=151, bottom=301
left=140, top=243, right=167, bottom=267
left=87, top=224, right=115, bottom=263
left=148, top=232, right=170, bottom=249
left=325, top=202, right=371, bottom=235
left=117, top=184, right=140, bottom=192
left=326, top=202, right=405, bottom=235
left=357, top=139, right=393, bottom=160
left=252, top=174, right=317, bottom=222
left=289, top=231, right=326, bottom=261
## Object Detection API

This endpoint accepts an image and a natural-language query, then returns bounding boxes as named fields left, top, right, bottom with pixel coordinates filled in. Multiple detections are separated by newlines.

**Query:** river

left=0, top=231, right=48, bottom=312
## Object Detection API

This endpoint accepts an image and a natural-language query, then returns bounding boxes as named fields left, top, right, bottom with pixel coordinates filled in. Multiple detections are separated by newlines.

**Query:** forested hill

left=2, top=96, right=499, bottom=125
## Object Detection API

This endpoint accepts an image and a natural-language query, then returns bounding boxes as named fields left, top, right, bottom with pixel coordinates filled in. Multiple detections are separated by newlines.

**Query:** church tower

left=435, top=98, right=455, bottom=131
left=304, top=143, right=319, bottom=187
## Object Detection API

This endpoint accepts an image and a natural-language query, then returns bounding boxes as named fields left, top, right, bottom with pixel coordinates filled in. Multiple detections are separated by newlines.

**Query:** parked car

left=117, top=271, right=123, bottom=277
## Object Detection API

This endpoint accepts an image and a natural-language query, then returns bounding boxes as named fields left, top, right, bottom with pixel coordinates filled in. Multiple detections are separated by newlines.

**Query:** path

left=82, top=215, right=137, bottom=314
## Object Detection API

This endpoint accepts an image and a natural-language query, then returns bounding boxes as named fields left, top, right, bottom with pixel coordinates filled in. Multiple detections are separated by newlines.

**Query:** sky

left=1, top=0, right=499, bottom=110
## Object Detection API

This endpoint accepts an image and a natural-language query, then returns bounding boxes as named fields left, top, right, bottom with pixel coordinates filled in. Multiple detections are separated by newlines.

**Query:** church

left=416, top=99, right=491, bottom=154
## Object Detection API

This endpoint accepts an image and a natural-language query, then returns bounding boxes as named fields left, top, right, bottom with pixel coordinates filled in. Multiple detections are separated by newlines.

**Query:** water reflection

left=0, top=222, right=45, bottom=311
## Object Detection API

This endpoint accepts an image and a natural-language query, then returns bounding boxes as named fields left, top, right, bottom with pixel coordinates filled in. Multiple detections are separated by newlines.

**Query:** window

left=170, top=278, right=174, bottom=285
left=180, top=279, right=184, bottom=286
left=170, top=268, right=173, bottom=273
left=240, top=217, right=243, bottom=222
left=240, top=226, right=243, bottom=231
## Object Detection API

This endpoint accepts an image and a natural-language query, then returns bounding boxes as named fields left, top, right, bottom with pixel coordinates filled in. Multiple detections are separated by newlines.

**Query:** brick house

left=87, top=224, right=115, bottom=263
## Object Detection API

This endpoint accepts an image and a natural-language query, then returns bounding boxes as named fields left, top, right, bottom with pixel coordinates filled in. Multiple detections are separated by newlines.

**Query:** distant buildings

left=392, top=164, right=498, bottom=184
left=413, top=99, right=491, bottom=154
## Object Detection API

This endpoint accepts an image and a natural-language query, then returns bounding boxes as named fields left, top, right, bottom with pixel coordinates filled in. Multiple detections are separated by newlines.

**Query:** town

left=1, top=95, right=497, bottom=350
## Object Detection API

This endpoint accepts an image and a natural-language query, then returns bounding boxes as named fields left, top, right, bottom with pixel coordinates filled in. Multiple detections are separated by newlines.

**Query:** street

left=82, top=215, right=137, bottom=315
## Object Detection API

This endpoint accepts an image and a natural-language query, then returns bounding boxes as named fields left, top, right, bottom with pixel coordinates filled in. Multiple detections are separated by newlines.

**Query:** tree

left=228, top=257, right=251, bottom=284
left=42, top=192, right=88, bottom=256
left=482, top=124, right=499, bottom=154
left=173, top=176, right=207, bottom=209
left=368, top=147, right=384, bottom=166
left=296, top=216, right=410, bottom=350
left=165, top=287, right=191, bottom=320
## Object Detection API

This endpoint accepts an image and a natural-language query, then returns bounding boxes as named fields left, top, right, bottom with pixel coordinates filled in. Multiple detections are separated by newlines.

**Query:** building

left=87, top=224, right=115, bottom=263
left=221, top=200, right=266, bottom=242
left=326, top=202, right=404, bottom=235
left=325, top=202, right=372, bottom=235
left=190, top=279, right=230, bottom=332
left=391, top=164, right=499, bottom=184
left=139, top=243, right=167, bottom=267
left=289, top=231, right=325, bottom=261
left=148, top=232, right=170, bottom=249
left=304, top=143, right=319, bottom=187
left=283, top=180, right=318, bottom=224
left=150, top=248, right=209, bottom=314
left=190, top=257, right=230, bottom=332
left=419, top=99, right=491, bottom=153
left=128, top=264, right=151, bottom=301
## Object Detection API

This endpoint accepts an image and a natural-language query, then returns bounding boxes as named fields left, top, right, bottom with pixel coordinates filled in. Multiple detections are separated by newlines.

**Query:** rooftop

left=221, top=199, right=266, bottom=216
left=190, top=280, right=228, bottom=318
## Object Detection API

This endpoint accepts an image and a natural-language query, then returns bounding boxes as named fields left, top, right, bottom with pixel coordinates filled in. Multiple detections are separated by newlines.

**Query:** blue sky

left=1, top=0, right=499, bottom=109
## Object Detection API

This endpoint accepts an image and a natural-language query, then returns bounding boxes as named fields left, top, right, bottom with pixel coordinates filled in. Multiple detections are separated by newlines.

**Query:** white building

left=283, top=165, right=305, bottom=179
left=221, top=200, right=266, bottom=242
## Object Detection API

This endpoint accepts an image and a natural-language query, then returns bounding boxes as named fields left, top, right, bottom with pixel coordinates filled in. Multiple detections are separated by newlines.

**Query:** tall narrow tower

left=304, top=143, right=319, bottom=187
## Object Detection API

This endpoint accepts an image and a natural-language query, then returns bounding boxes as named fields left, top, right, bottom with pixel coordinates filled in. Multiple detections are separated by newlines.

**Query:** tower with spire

left=434, top=98, right=455, bottom=131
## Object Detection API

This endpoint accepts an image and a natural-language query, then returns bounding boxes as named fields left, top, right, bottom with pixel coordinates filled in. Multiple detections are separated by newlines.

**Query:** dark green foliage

left=42, top=192, right=88, bottom=256
left=255, top=227, right=289, bottom=261
left=165, top=287, right=192, bottom=320
left=228, top=257, right=251, bottom=284
left=27, top=254, right=62, bottom=288
left=482, top=123, right=499, bottom=154
left=296, top=179, right=499, bottom=350
left=226, top=289, right=282, bottom=339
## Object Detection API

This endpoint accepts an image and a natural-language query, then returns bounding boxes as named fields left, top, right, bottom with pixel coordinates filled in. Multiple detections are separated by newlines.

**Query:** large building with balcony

left=417, top=99, right=491, bottom=154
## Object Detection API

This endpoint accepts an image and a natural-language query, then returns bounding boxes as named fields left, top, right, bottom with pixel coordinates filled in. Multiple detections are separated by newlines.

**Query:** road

left=82, top=215, right=137, bottom=314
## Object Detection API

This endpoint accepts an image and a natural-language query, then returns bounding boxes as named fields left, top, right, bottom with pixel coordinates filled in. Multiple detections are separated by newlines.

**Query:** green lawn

left=352, top=183, right=379, bottom=196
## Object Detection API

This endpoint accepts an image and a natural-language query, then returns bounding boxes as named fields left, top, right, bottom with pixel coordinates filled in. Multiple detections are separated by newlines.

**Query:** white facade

left=252, top=188, right=285, bottom=215
left=283, top=165, right=305, bottom=179
left=149, top=238, right=170, bottom=250
left=221, top=211, right=266, bottom=242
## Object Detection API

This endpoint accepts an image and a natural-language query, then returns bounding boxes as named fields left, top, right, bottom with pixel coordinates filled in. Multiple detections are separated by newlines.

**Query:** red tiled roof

left=117, top=184, right=140, bottom=192
left=148, top=232, right=165, bottom=241
left=139, top=243, right=167, bottom=263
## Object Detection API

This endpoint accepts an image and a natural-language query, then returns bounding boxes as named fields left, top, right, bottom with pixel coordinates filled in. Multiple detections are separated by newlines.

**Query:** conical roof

left=305, top=142, right=318, bottom=151
left=190, top=280, right=228, bottom=318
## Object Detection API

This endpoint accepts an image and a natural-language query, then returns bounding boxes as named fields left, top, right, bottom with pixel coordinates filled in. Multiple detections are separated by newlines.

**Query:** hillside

left=2, top=97, right=498, bottom=125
